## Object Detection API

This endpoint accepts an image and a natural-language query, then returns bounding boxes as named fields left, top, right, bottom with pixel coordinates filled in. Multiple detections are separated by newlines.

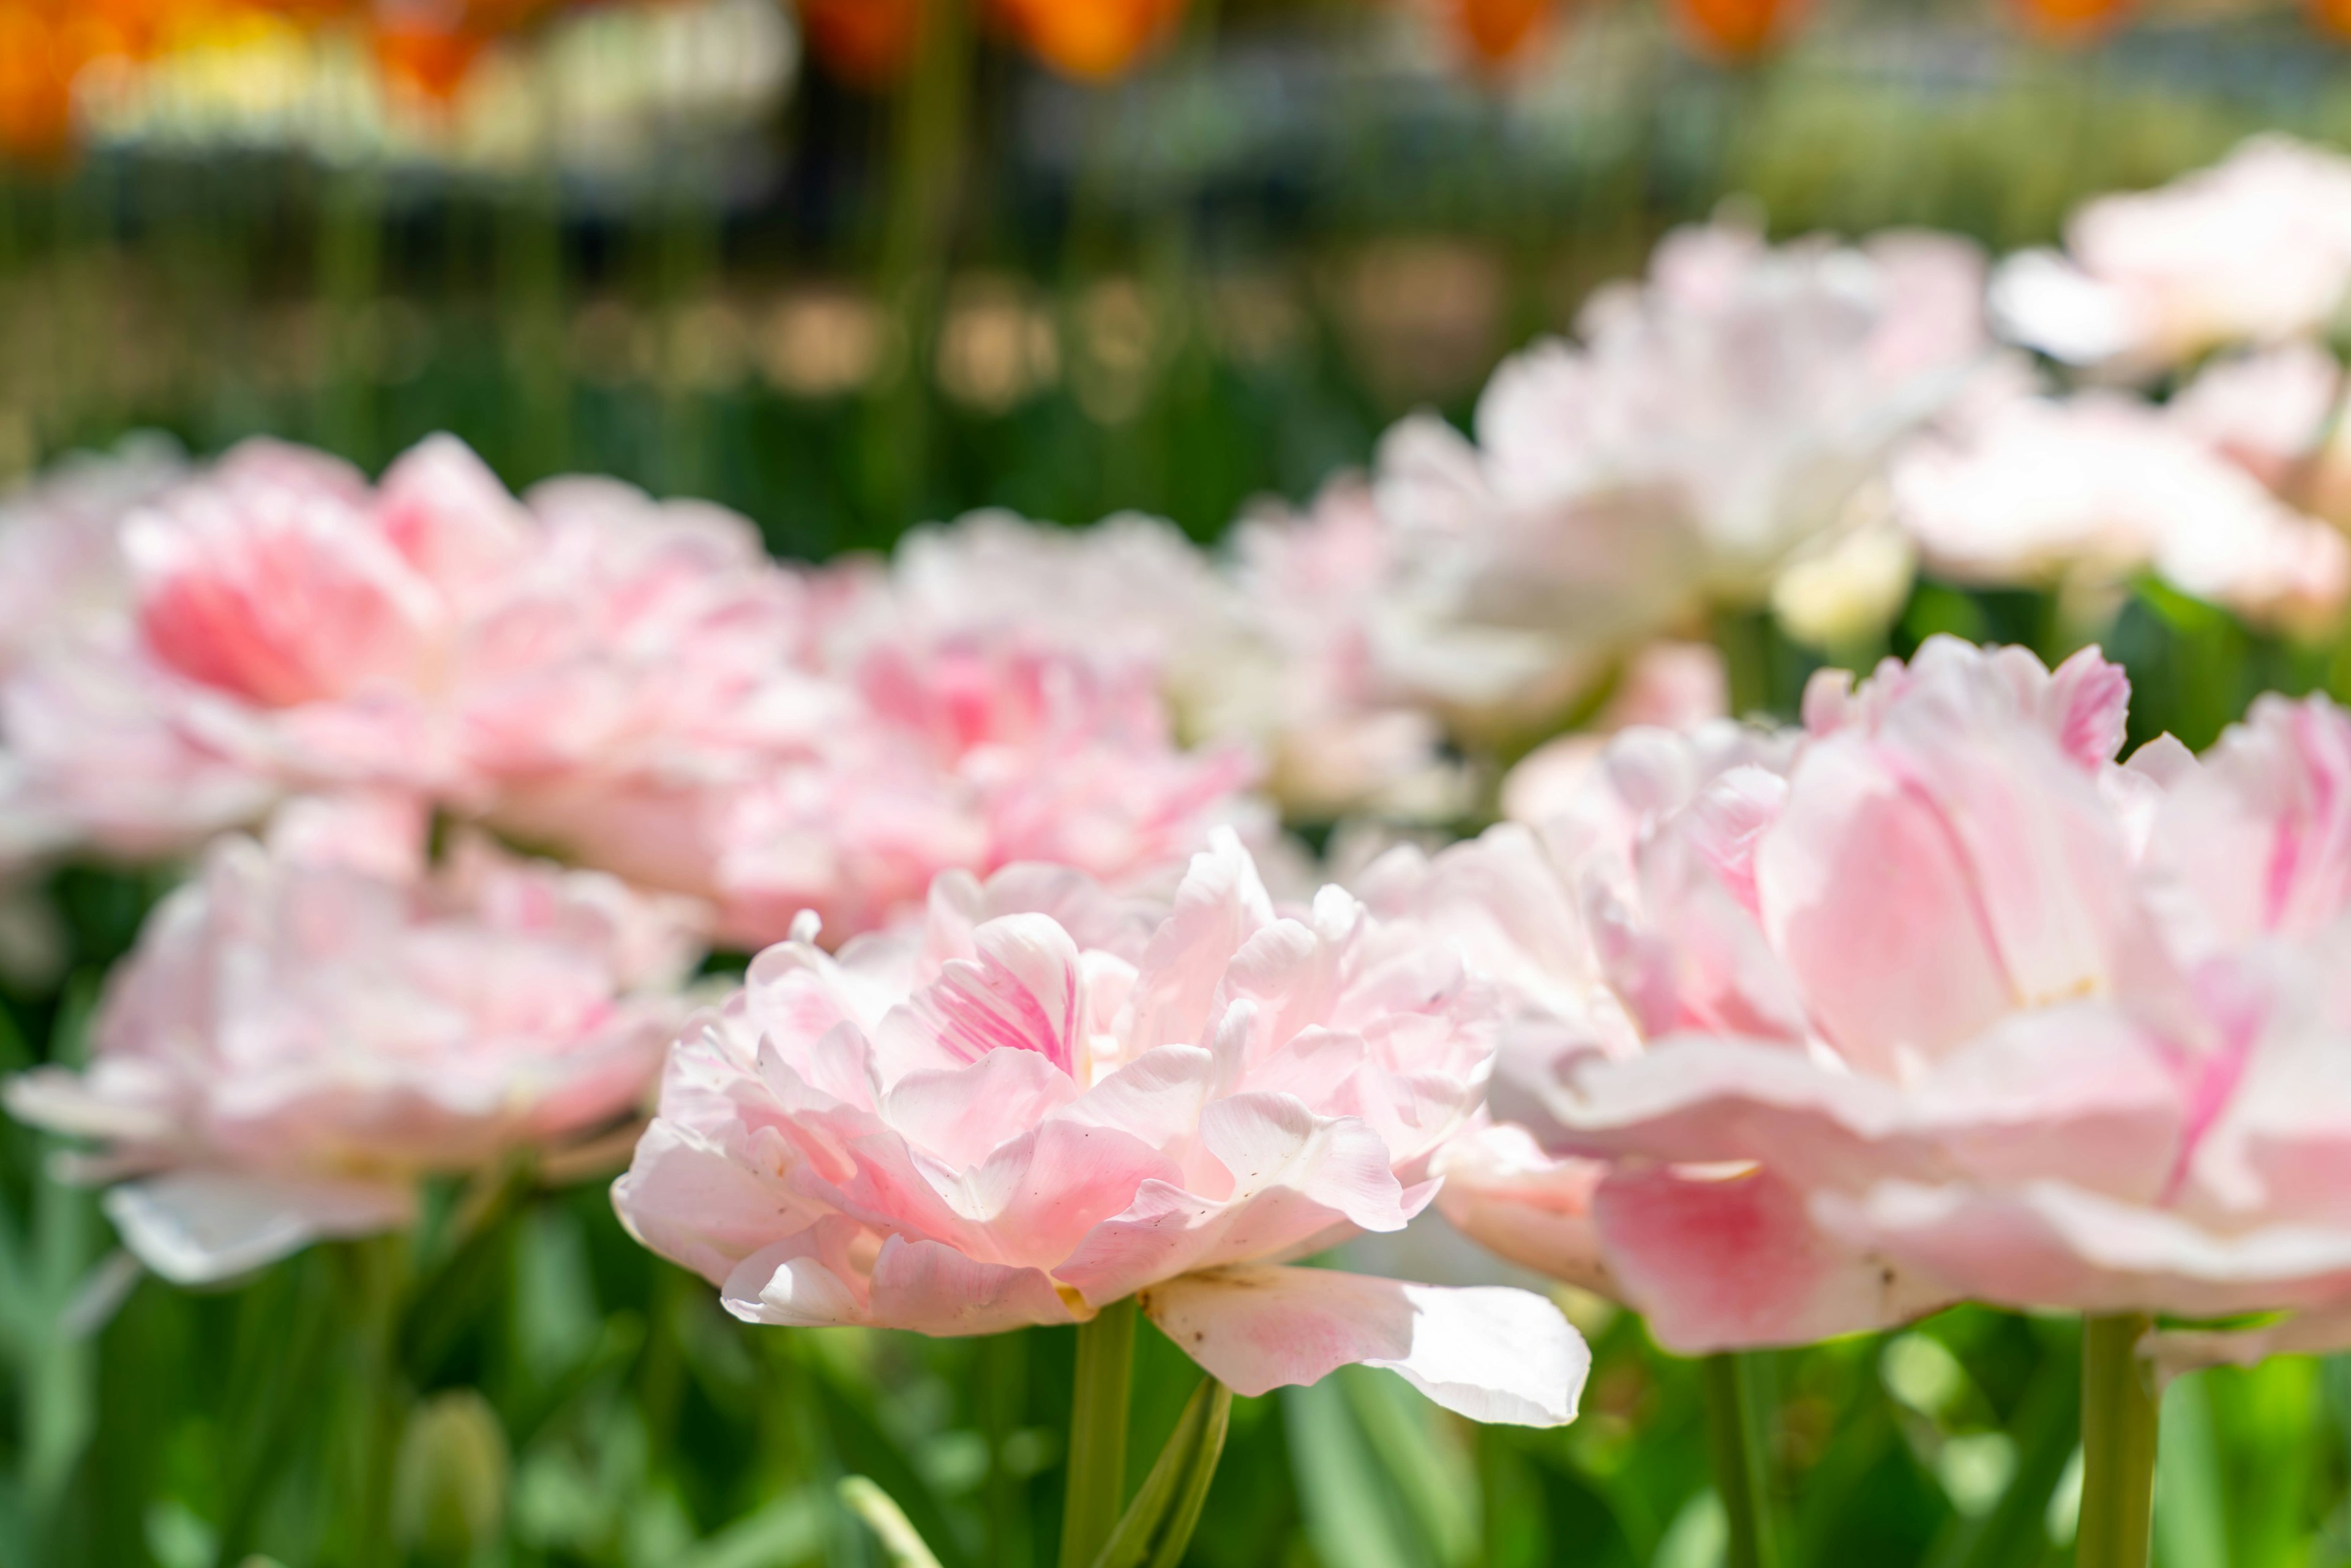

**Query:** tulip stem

left=1061, top=1297, right=1138, bottom=1568
left=2077, top=1313, right=2159, bottom=1568
left=1701, top=1351, right=1780, bottom=1568
left=345, top=1233, right=412, bottom=1568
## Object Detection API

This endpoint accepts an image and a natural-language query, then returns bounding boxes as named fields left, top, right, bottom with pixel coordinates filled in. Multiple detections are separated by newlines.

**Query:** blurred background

left=5, top=1, right=2351, bottom=1564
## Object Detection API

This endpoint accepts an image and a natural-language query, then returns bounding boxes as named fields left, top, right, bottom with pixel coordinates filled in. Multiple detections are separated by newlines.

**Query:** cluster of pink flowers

left=0, top=435, right=1256, bottom=948
left=1398, top=638, right=2351, bottom=1368
left=13, top=130, right=2351, bottom=1454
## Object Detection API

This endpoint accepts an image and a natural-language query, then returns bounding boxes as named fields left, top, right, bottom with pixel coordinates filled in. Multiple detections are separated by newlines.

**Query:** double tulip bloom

left=1414, top=637, right=2351, bottom=1367
left=6, top=795, right=704, bottom=1283
left=0, top=435, right=1259, bottom=950
left=613, top=830, right=1588, bottom=1425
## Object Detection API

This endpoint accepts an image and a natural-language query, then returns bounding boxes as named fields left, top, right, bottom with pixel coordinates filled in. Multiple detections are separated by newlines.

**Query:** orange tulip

left=2008, top=0, right=2132, bottom=43
left=0, top=7, right=76, bottom=164
left=989, top=0, right=1187, bottom=80
left=797, top=0, right=926, bottom=84
left=1444, top=0, right=1556, bottom=66
left=372, top=15, right=490, bottom=100
left=1667, top=0, right=1803, bottom=59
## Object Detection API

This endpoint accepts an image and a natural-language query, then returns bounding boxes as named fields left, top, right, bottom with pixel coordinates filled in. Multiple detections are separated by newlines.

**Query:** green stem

left=1702, top=1351, right=1780, bottom=1568
left=318, top=163, right=384, bottom=467
left=2078, top=1313, right=2159, bottom=1568
left=862, top=0, right=972, bottom=530
left=345, top=1234, right=413, bottom=1568
left=1711, top=602, right=1778, bottom=723
left=1060, top=1298, right=1138, bottom=1568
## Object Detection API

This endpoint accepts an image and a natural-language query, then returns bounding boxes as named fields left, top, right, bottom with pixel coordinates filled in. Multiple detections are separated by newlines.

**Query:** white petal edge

left=105, top=1170, right=411, bottom=1285
left=1138, top=1264, right=1588, bottom=1428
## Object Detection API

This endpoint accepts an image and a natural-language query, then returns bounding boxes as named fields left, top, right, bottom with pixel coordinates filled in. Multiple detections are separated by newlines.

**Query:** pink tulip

left=0, top=435, right=187, bottom=678
left=4, top=794, right=705, bottom=1283
left=1372, top=219, right=1985, bottom=732
left=1992, top=136, right=2351, bottom=372
left=2170, top=342, right=2351, bottom=533
left=1419, top=638, right=2351, bottom=1355
left=1893, top=386, right=2350, bottom=634
left=700, top=640, right=1267, bottom=946
left=611, top=831, right=1588, bottom=1424
left=1215, top=481, right=1467, bottom=820
left=833, top=501, right=1458, bottom=822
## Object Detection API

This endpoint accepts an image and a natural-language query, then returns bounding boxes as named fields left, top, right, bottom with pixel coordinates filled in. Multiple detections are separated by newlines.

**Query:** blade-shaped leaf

left=1283, top=1379, right=1437, bottom=1568
left=1090, top=1375, right=1232, bottom=1568
left=841, top=1476, right=947, bottom=1568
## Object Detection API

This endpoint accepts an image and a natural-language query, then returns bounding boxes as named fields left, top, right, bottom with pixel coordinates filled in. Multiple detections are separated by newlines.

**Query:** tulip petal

left=1138, top=1264, right=1588, bottom=1427
left=1815, top=1178, right=2351, bottom=1318
left=105, top=1170, right=411, bottom=1285
left=1592, top=1163, right=1953, bottom=1352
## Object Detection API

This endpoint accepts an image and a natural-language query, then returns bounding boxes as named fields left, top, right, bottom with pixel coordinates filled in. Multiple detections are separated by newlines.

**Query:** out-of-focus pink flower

left=1373, top=219, right=1985, bottom=734
left=2170, top=342, right=2351, bottom=533
left=1436, top=637, right=2351, bottom=1354
left=1894, top=387, right=2350, bottom=634
left=0, top=435, right=186, bottom=677
left=702, top=642, right=1267, bottom=947
left=3, top=795, right=707, bottom=1283
left=611, top=831, right=1588, bottom=1425
left=825, top=503, right=1457, bottom=823
left=1210, top=483, right=1467, bottom=821
left=1992, top=137, right=2351, bottom=372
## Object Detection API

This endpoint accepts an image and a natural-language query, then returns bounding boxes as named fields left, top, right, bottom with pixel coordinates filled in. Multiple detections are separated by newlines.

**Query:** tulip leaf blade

left=1090, top=1375, right=1233, bottom=1568
left=839, top=1476, right=947, bottom=1568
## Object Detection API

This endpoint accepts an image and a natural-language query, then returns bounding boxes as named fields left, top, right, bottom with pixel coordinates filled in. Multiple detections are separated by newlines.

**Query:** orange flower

left=1666, top=0, right=1803, bottom=59
left=1444, top=0, right=1556, bottom=66
left=2008, top=0, right=2132, bottom=42
left=0, top=6, right=76, bottom=165
left=371, top=13, right=491, bottom=100
left=989, top=0, right=1187, bottom=80
left=798, top=0, right=925, bottom=84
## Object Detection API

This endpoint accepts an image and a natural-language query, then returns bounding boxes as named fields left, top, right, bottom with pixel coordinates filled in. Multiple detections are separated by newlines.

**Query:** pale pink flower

left=2170, top=342, right=2351, bottom=532
left=2, top=795, right=707, bottom=1284
left=1445, top=638, right=2351, bottom=1354
left=0, top=435, right=187, bottom=677
left=1209, top=482, right=1467, bottom=820
left=1894, top=387, right=2350, bottom=634
left=1373, top=219, right=1985, bottom=731
left=1992, top=137, right=2351, bottom=371
left=830, top=503, right=1456, bottom=822
left=2, top=435, right=855, bottom=876
left=828, top=508, right=1240, bottom=684
left=1354, top=714, right=1794, bottom=1311
left=702, top=642, right=1267, bottom=947
left=611, top=832, right=1588, bottom=1425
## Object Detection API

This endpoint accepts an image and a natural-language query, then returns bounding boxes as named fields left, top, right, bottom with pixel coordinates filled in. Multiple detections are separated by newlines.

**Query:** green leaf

left=1090, top=1375, right=1232, bottom=1568
left=2153, top=1373, right=2228, bottom=1568
left=841, top=1476, right=948, bottom=1568
left=1344, top=1362, right=1480, bottom=1566
left=1924, top=1331, right=2079, bottom=1568
left=1283, top=1379, right=1438, bottom=1568
left=675, top=1490, right=829, bottom=1568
